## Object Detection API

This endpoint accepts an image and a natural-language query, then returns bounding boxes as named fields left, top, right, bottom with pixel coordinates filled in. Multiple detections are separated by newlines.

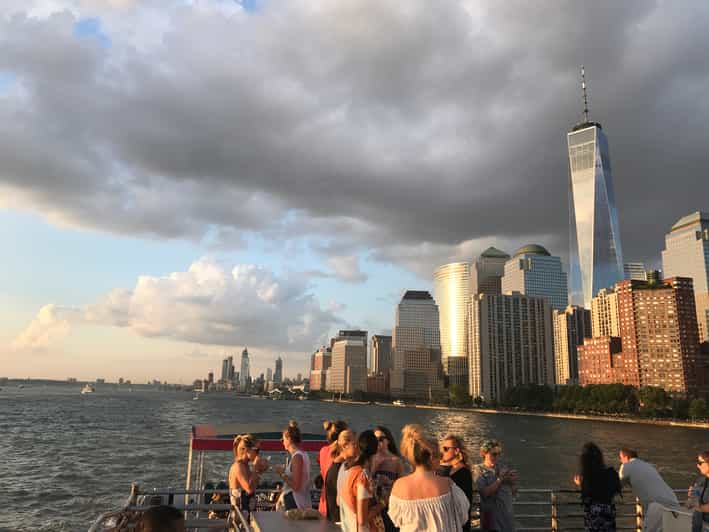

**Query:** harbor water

left=0, top=384, right=705, bottom=531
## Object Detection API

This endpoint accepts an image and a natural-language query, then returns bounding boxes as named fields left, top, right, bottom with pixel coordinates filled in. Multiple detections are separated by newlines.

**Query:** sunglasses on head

left=377, top=436, right=387, bottom=442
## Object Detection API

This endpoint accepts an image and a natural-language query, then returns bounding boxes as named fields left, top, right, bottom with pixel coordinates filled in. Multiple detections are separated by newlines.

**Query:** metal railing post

left=635, top=497, right=643, bottom=532
left=551, top=490, right=558, bottom=532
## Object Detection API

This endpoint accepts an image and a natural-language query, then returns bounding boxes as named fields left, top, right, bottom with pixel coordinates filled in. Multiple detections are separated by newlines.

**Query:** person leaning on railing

left=618, top=447, right=678, bottom=532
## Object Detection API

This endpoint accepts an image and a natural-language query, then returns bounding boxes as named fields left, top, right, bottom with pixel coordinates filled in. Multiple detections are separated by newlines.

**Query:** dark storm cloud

left=1, top=0, right=708, bottom=272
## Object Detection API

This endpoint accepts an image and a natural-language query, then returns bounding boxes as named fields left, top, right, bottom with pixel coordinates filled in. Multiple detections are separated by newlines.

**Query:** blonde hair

left=443, top=434, right=469, bottom=466
left=233, top=433, right=258, bottom=460
left=331, top=429, right=356, bottom=459
left=400, top=424, right=438, bottom=470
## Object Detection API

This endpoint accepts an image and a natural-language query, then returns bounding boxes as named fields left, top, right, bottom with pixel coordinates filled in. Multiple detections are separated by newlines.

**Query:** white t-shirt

left=619, top=458, right=678, bottom=509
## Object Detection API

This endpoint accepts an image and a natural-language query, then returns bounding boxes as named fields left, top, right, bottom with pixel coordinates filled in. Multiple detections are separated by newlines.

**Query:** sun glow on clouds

left=12, top=257, right=342, bottom=355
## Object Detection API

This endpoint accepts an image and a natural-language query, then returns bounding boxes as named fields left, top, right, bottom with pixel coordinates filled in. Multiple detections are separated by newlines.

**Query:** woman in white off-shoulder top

left=388, top=424, right=470, bottom=532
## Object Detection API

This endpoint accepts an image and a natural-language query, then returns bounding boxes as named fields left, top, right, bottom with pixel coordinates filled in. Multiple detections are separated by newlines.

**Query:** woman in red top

left=318, top=420, right=348, bottom=516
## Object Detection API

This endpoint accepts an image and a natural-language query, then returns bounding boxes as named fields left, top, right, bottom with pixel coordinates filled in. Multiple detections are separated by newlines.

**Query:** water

left=0, top=383, right=705, bottom=531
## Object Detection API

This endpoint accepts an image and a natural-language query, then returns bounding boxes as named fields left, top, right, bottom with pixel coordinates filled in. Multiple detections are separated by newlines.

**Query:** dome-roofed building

left=512, top=244, right=551, bottom=258
left=662, top=211, right=709, bottom=341
left=503, top=245, right=568, bottom=310
left=481, top=246, right=511, bottom=259
left=472, top=247, right=509, bottom=297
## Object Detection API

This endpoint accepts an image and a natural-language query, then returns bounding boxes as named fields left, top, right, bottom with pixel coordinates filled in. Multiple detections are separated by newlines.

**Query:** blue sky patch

left=74, top=18, right=111, bottom=48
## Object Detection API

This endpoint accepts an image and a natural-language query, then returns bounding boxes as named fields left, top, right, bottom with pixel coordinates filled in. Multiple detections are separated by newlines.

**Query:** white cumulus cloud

left=13, top=258, right=342, bottom=353
left=11, top=304, right=82, bottom=351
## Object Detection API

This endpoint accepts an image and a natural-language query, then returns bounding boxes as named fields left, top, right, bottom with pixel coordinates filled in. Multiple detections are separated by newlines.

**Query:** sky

left=1, top=0, right=709, bottom=383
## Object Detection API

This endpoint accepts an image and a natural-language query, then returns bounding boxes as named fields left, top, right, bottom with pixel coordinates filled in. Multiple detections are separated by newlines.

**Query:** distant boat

left=81, top=384, right=95, bottom=395
left=392, top=400, right=405, bottom=407
left=17, top=384, right=24, bottom=389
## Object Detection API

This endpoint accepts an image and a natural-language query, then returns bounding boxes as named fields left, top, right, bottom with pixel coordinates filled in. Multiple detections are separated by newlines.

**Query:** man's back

left=619, top=458, right=678, bottom=508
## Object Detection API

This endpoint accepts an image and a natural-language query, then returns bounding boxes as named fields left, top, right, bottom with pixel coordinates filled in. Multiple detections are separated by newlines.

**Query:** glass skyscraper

left=567, top=119, right=624, bottom=308
left=433, top=262, right=470, bottom=386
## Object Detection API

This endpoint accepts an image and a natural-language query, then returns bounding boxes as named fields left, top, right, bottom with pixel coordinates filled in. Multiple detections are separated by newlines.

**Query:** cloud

left=326, top=255, right=368, bottom=284
left=13, top=258, right=342, bottom=352
left=11, top=304, right=82, bottom=351
left=1, top=1, right=708, bottom=273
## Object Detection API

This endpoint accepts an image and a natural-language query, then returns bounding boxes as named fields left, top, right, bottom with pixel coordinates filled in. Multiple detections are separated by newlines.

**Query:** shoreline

left=327, top=399, right=709, bottom=430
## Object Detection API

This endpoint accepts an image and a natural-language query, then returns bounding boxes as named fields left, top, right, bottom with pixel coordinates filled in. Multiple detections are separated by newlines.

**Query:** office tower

left=274, top=356, right=283, bottom=385
left=568, top=68, right=624, bottom=308
left=579, top=278, right=702, bottom=393
left=240, top=348, right=250, bottom=390
left=333, top=330, right=368, bottom=366
left=501, top=245, right=568, bottom=310
left=330, top=337, right=367, bottom=394
left=309, top=346, right=332, bottom=391
left=371, top=335, right=392, bottom=375
left=662, top=211, right=709, bottom=342
left=433, top=262, right=471, bottom=386
left=469, top=292, right=555, bottom=401
left=266, top=367, right=273, bottom=383
left=591, top=288, right=620, bottom=337
left=221, top=358, right=229, bottom=382
left=553, top=305, right=592, bottom=385
left=390, top=290, right=444, bottom=399
left=624, top=262, right=647, bottom=281
left=207, top=372, right=213, bottom=384
left=471, top=247, right=510, bottom=295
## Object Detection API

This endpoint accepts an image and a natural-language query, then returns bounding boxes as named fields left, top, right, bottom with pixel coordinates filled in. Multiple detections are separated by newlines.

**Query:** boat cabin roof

left=191, top=423, right=328, bottom=452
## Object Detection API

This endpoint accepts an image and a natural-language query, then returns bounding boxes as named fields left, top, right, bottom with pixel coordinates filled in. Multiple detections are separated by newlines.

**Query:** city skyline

left=2, top=2, right=709, bottom=382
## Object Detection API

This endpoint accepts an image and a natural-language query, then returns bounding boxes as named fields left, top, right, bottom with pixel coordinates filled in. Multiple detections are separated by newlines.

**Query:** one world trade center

left=567, top=67, right=624, bottom=308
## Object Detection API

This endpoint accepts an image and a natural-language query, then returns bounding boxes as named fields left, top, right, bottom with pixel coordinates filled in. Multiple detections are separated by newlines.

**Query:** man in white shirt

left=619, top=448, right=679, bottom=532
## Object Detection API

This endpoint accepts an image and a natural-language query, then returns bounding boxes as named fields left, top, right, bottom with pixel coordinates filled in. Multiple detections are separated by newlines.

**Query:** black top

left=441, top=465, right=472, bottom=532
left=581, top=466, right=621, bottom=506
left=451, top=467, right=473, bottom=505
left=325, top=460, right=341, bottom=522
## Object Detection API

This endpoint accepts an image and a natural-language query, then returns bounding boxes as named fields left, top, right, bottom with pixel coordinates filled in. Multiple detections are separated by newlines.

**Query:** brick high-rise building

left=578, top=336, right=638, bottom=386
left=579, top=278, right=702, bottom=394
left=309, top=345, right=332, bottom=391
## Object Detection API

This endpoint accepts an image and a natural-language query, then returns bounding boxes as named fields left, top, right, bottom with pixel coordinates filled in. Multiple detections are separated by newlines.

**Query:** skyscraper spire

left=581, top=65, right=590, bottom=123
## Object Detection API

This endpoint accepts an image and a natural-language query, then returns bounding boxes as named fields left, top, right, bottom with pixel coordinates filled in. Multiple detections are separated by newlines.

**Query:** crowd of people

left=223, top=419, right=709, bottom=532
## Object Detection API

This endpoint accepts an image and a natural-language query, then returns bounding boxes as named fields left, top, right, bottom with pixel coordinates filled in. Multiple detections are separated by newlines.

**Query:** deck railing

left=89, top=485, right=692, bottom=532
